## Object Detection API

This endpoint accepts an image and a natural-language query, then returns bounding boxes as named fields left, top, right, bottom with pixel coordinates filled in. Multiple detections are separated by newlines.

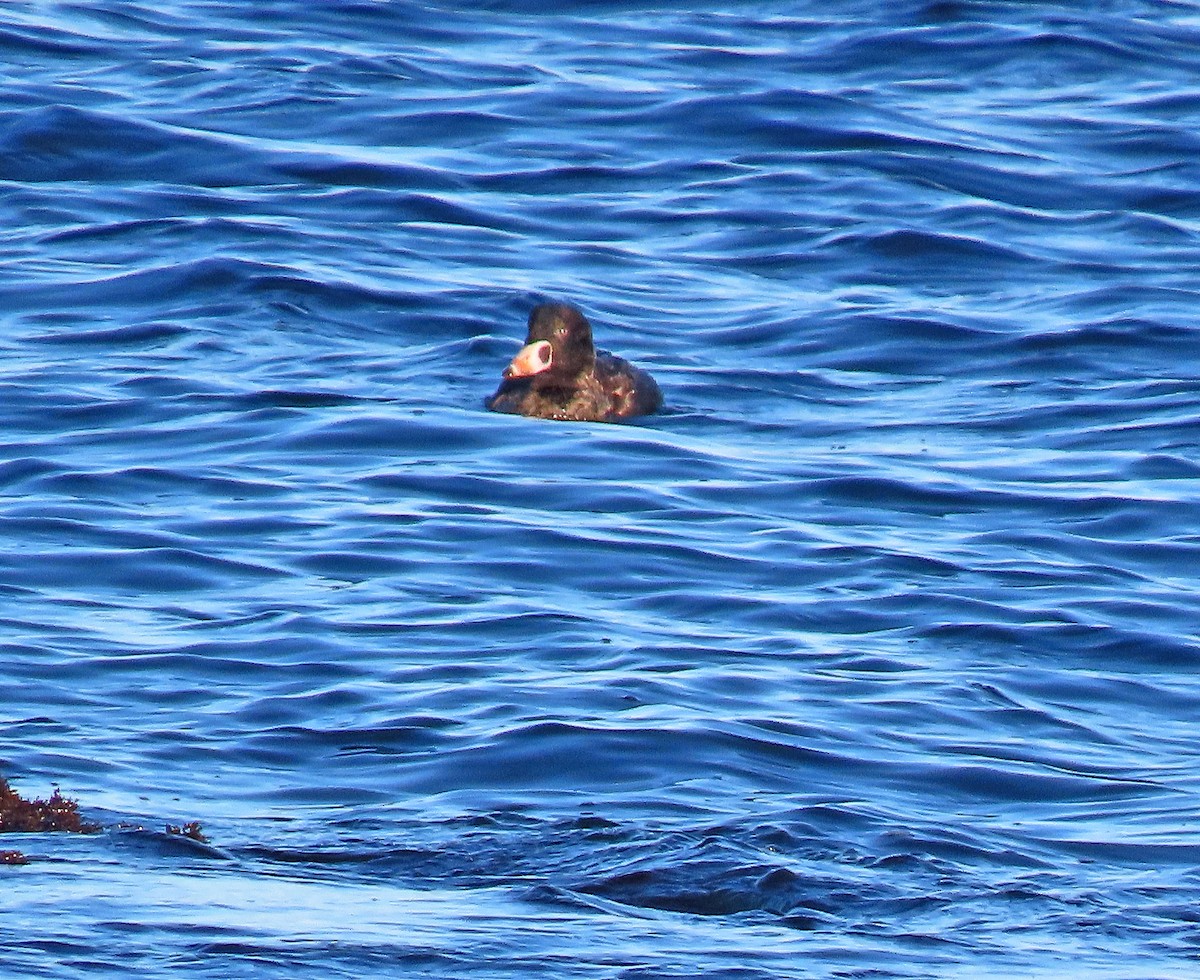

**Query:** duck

left=486, top=302, right=662, bottom=423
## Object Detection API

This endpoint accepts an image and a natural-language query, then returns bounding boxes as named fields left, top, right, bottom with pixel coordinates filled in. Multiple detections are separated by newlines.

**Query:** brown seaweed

left=0, top=776, right=100, bottom=834
left=2, top=775, right=214, bottom=866
left=165, top=820, right=209, bottom=843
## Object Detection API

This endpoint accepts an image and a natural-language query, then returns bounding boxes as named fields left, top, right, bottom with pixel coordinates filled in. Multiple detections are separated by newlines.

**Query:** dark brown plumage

left=486, top=302, right=662, bottom=423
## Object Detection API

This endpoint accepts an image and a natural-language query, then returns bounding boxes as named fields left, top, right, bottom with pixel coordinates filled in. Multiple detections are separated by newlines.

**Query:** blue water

left=2, top=1, right=1200, bottom=976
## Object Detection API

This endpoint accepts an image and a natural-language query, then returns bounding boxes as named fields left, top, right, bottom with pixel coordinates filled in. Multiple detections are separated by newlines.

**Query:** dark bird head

left=502, top=302, right=596, bottom=381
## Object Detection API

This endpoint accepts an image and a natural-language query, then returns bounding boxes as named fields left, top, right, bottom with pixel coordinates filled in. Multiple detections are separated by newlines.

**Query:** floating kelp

left=1, top=775, right=215, bottom=866
left=166, top=820, right=209, bottom=843
left=0, top=776, right=100, bottom=834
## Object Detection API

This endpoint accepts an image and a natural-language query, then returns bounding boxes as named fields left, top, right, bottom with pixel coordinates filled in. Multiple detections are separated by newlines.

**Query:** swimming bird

left=486, top=302, right=662, bottom=423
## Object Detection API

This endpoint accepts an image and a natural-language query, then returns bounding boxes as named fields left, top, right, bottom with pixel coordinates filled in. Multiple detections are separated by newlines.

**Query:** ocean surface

left=2, top=1, right=1200, bottom=977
